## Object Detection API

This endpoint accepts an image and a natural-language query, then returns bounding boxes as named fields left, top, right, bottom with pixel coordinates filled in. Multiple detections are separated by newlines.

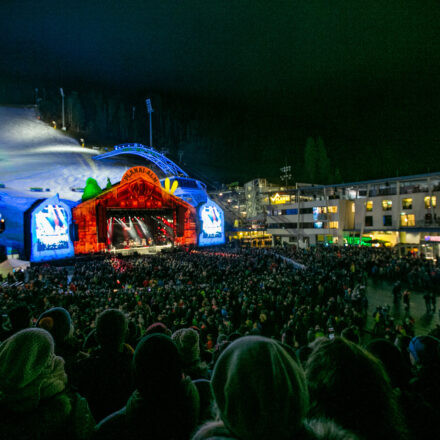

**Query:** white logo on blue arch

left=198, top=199, right=225, bottom=246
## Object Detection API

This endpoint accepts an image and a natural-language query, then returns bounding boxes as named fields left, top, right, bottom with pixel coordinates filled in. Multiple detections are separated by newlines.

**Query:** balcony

left=400, top=217, right=440, bottom=228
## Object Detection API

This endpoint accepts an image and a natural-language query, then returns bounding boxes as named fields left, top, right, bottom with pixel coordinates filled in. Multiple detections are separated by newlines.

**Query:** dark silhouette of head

left=37, top=307, right=71, bottom=347
left=211, top=335, right=309, bottom=440
left=306, top=337, right=407, bottom=440
left=8, top=305, right=32, bottom=332
left=367, top=339, right=411, bottom=390
left=96, top=309, right=128, bottom=351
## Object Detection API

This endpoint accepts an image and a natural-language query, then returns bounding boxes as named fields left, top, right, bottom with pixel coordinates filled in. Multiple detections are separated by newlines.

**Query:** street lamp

left=146, top=98, right=154, bottom=147
left=59, top=88, right=66, bottom=131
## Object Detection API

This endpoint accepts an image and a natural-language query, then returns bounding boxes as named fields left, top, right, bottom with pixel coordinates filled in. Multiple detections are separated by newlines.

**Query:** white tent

left=0, top=258, right=30, bottom=277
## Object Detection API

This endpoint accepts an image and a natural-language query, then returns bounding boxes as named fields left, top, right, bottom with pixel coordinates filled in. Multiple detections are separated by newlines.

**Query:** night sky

left=1, top=1, right=439, bottom=181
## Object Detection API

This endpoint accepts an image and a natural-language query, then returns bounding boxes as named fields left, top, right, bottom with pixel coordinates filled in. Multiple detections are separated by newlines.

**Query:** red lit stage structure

left=72, top=166, right=197, bottom=254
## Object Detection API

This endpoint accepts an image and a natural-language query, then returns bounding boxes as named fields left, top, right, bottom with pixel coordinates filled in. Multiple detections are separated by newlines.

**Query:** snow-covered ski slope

left=0, top=106, right=139, bottom=202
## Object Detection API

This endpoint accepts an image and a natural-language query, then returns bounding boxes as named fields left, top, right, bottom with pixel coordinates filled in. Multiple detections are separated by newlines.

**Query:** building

left=264, top=172, right=440, bottom=258
left=210, top=179, right=277, bottom=248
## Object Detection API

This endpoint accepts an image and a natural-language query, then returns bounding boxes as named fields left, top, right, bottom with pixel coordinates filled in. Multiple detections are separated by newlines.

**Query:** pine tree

left=94, top=93, right=107, bottom=136
left=117, top=103, right=129, bottom=141
left=82, top=178, right=102, bottom=201
left=334, top=168, right=342, bottom=183
left=304, top=137, right=317, bottom=183
left=68, top=91, right=85, bottom=132
left=316, top=137, right=331, bottom=184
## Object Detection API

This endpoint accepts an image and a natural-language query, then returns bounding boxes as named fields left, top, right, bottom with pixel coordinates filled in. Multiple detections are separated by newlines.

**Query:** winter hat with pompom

left=172, top=327, right=200, bottom=366
left=37, top=307, right=72, bottom=346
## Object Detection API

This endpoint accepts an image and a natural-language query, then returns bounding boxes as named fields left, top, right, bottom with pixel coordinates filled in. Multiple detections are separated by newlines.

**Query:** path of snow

left=0, top=106, right=137, bottom=201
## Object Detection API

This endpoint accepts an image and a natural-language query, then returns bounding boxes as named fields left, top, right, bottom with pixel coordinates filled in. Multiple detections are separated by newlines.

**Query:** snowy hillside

left=0, top=106, right=135, bottom=201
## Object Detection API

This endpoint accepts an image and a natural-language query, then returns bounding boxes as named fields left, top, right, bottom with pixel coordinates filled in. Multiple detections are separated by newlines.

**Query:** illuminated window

left=382, top=200, right=392, bottom=211
left=351, top=204, right=355, bottom=213
left=366, top=201, right=373, bottom=211
left=425, top=196, right=437, bottom=208
left=328, top=206, right=338, bottom=213
left=400, top=213, right=415, bottom=226
left=329, top=221, right=339, bottom=229
left=313, top=207, right=327, bottom=214
left=402, top=198, right=413, bottom=209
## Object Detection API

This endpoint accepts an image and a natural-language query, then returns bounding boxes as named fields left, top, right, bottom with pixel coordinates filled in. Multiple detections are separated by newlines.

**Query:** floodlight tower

left=59, top=88, right=66, bottom=131
left=280, top=164, right=292, bottom=187
left=146, top=98, right=154, bottom=147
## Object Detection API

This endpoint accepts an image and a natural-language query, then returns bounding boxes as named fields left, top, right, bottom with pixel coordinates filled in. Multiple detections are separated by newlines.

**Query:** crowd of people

left=276, top=245, right=440, bottom=292
left=0, top=245, right=439, bottom=439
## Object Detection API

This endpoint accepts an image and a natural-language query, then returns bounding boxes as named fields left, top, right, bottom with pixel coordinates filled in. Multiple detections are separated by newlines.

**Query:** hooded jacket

left=211, top=336, right=309, bottom=440
left=0, top=328, right=94, bottom=440
left=95, top=334, right=199, bottom=440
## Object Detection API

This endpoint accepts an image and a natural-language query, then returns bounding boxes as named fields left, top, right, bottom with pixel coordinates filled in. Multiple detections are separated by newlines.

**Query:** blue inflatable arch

left=93, top=143, right=188, bottom=177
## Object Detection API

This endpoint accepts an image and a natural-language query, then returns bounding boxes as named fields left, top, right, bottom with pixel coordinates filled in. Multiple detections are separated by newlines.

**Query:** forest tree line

left=1, top=78, right=432, bottom=186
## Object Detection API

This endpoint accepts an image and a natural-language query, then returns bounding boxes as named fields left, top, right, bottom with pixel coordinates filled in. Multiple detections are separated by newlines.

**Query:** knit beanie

left=145, top=322, right=170, bottom=336
left=172, top=328, right=200, bottom=365
left=133, top=333, right=183, bottom=398
left=96, top=309, right=128, bottom=349
left=212, top=336, right=309, bottom=440
left=0, top=328, right=67, bottom=411
left=8, top=305, right=32, bottom=330
left=37, top=307, right=72, bottom=346
left=367, top=338, right=410, bottom=390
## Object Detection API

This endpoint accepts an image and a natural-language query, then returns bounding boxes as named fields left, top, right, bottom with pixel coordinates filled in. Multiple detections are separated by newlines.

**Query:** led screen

left=35, top=205, right=69, bottom=251
left=30, top=196, right=75, bottom=262
left=198, top=200, right=225, bottom=246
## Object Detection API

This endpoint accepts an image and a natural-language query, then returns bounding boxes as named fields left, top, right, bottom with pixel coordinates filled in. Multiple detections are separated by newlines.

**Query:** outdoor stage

left=72, top=166, right=198, bottom=255
left=107, top=243, right=173, bottom=255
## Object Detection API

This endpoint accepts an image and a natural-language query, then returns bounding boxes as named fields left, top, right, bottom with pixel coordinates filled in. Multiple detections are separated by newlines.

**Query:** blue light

left=93, top=143, right=188, bottom=177
left=30, top=195, right=75, bottom=262
left=198, top=199, right=225, bottom=246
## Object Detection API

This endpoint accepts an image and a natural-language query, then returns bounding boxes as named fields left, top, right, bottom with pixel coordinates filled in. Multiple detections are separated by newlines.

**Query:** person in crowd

left=95, top=333, right=199, bottom=439
left=366, top=338, right=411, bottom=392
left=0, top=328, right=94, bottom=440
left=37, top=307, right=85, bottom=376
left=392, top=281, right=401, bottom=303
left=194, top=335, right=309, bottom=440
left=71, top=309, right=135, bottom=422
left=429, top=291, right=436, bottom=313
left=172, top=327, right=209, bottom=380
left=305, top=337, right=408, bottom=440
left=403, top=290, right=411, bottom=310
left=423, top=292, right=431, bottom=313
left=145, top=321, right=171, bottom=336
left=340, top=326, right=360, bottom=345
left=406, top=335, right=440, bottom=439
left=192, top=419, right=360, bottom=440
left=0, top=304, right=32, bottom=341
